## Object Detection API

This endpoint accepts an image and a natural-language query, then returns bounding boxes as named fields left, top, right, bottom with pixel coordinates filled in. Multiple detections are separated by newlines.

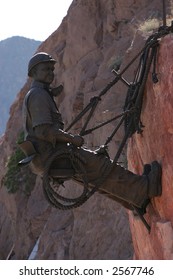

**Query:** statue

left=21, top=52, right=162, bottom=212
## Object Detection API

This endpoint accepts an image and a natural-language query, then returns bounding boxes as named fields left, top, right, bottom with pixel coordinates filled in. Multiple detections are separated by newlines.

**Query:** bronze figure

left=21, top=52, right=162, bottom=212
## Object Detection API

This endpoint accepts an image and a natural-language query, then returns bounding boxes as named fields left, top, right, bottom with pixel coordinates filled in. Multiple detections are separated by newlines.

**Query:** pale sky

left=0, top=0, right=73, bottom=41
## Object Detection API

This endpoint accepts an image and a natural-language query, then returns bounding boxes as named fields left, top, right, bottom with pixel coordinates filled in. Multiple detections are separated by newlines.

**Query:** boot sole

left=143, top=163, right=151, bottom=175
left=150, top=161, right=162, bottom=197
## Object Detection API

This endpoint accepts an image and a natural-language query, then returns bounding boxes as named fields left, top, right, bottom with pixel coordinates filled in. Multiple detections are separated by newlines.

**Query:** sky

left=0, top=0, right=73, bottom=42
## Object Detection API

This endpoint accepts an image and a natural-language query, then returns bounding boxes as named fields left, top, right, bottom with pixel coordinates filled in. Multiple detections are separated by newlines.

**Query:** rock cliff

left=0, top=0, right=172, bottom=260
left=128, top=35, right=173, bottom=259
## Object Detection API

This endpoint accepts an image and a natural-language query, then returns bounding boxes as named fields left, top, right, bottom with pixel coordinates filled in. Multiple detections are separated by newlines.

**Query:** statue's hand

left=72, top=135, right=84, bottom=147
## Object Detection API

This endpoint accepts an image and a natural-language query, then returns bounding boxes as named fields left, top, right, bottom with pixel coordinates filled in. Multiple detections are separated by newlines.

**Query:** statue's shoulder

left=26, top=87, right=50, bottom=104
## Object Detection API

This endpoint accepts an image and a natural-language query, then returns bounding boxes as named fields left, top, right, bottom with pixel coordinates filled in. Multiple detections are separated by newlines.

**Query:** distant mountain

left=0, top=36, right=41, bottom=135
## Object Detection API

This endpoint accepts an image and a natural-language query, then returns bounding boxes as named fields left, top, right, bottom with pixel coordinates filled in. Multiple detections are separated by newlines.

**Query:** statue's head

left=28, top=52, right=56, bottom=84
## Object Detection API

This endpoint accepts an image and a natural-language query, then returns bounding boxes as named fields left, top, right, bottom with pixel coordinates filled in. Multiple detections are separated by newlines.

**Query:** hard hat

left=28, top=52, right=56, bottom=77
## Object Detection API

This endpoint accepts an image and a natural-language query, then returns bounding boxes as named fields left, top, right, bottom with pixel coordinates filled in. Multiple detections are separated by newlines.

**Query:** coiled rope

left=43, top=149, right=89, bottom=209
left=43, top=146, right=112, bottom=209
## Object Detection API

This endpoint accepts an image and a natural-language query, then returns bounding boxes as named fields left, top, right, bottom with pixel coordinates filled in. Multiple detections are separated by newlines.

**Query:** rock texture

left=0, top=0, right=171, bottom=260
left=128, top=35, right=173, bottom=259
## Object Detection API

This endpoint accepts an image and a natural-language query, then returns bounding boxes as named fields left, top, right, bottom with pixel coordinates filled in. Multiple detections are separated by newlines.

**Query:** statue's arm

left=34, top=124, right=84, bottom=147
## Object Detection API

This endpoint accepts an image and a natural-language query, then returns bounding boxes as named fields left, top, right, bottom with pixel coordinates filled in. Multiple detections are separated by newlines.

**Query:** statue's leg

left=99, top=161, right=162, bottom=208
left=97, top=189, right=134, bottom=210
left=98, top=164, right=152, bottom=210
left=73, top=148, right=162, bottom=209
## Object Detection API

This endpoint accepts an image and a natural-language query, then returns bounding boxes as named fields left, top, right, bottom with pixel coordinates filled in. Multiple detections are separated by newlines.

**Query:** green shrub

left=4, top=147, right=25, bottom=193
left=4, top=131, right=36, bottom=194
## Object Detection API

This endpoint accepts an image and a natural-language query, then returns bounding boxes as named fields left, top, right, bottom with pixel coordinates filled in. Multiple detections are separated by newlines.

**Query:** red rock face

left=128, top=35, right=173, bottom=260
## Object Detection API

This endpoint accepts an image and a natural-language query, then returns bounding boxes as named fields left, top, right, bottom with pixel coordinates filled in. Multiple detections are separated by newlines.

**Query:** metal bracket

left=132, top=205, right=151, bottom=233
left=112, top=69, right=130, bottom=87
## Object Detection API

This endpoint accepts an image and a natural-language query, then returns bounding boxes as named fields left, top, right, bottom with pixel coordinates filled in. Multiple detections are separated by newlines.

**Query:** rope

left=66, top=25, right=173, bottom=138
left=81, top=109, right=134, bottom=136
left=42, top=146, right=113, bottom=209
left=162, top=0, right=167, bottom=27
left=43, top=149, right=90, bottom=209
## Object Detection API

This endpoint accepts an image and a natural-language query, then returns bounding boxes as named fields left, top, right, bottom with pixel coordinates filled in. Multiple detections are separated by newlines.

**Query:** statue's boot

left=99, top=160, right=162, bottom=208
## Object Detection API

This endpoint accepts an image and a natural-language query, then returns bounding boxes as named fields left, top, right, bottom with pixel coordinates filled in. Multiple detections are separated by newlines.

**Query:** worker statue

left=21, top=52, right=162, bottom=211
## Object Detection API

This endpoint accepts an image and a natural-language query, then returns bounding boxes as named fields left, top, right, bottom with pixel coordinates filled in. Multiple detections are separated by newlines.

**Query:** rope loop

left=42, top=148, right=105, bottom=209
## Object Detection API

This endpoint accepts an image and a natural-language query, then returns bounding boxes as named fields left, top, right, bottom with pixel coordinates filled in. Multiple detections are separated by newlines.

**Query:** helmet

left=28, top=52, right=56, bottom=77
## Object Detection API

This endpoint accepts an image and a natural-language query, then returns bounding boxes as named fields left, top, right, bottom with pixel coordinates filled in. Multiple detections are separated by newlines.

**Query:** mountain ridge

left=0, top=36, right=41, bottom=135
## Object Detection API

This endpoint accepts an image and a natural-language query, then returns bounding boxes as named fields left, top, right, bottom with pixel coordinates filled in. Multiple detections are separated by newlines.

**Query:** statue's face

left=32, top=62, right=55, bottom=84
